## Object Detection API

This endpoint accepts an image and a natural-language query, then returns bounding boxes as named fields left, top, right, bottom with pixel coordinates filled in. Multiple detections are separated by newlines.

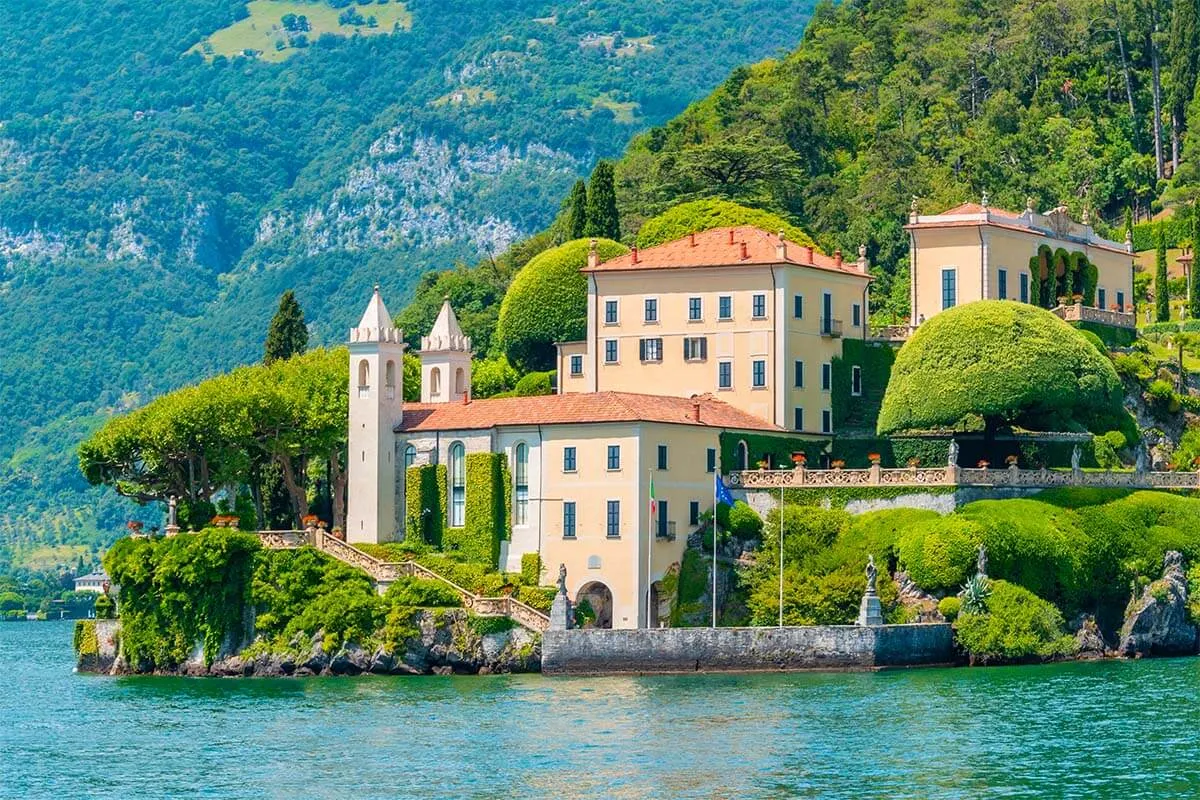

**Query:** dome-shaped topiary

left=877, top=301, right=1128, bottom=436
left=496, top=238, right=627, bottom=371
left=636, top=198, right=818, bottom=249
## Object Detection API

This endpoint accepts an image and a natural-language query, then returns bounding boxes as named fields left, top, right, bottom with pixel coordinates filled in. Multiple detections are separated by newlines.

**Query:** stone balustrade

left=1051, top=302, right=1136, bottom=329
left=727, top=464, right=1200, bottom=490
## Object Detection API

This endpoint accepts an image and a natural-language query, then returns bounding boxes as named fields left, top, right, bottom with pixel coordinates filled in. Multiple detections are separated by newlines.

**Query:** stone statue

left=1071, top=445, right=1082, bottom=472
left=1136, top=443, right=1147, bottom=473
left=557, top=563, right=568, bottom=595
left=865, top=554, right=878, bottom=594
left=857, top=554, right=883, bottom=626
left=976, top=544, right=988, bottom=578
left=167, top=495, right=177, bottom=527
left=948, top=440, right=959, bottom=467
left=550, top=563, right=573, bottom=631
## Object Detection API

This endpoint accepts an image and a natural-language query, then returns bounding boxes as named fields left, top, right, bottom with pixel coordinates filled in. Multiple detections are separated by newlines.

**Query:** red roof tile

left=396, top=391, right=783, bottom=433
left=585, top=226, right=870, bottom=279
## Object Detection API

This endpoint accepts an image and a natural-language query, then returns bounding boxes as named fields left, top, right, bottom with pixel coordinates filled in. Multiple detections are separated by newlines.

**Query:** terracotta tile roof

left=584, top=226, right=870, bottom=279
left=396, top=391, right=783, bottom=433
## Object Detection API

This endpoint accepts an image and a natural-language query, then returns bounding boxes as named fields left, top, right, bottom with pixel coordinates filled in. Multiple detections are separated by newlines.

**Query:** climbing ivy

left=832, top=339, right=897, bottom=432
left=404, top=464, right=446, bottom=546
left=719, top=431, right=827, bottom=471
left=443, top=453, right=506, bottom=566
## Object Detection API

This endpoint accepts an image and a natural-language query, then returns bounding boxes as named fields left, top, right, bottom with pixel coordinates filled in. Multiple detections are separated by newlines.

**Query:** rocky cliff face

left=1118, top=551, right=1199, bottom=657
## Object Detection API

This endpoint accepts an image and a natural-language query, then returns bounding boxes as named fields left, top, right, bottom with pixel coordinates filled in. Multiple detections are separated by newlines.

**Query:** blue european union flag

left=715, top=472, right=736, bottom=507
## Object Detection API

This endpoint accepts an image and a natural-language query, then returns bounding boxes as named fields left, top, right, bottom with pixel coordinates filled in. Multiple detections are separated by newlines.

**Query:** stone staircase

left=256, top=530, right=550, bottom=633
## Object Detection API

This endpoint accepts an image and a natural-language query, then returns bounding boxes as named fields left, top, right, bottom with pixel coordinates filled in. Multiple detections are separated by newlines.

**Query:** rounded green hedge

left=515, top=370, right=554, bottom=396
left=897, top=517, right=981, bottom=591
left=636, top=198, right=818, bottom=249
left=937, top=596, right=962, bottom=621
left=878, top=301, right=1127, bottom=436
left=496, top=237, right=626, bottom=371
left=954, top=579, right=1075, bottom=662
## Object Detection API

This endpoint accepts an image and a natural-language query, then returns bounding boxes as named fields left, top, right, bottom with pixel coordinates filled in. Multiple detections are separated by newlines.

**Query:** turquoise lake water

left=6, top=622, right=1200, bottom=799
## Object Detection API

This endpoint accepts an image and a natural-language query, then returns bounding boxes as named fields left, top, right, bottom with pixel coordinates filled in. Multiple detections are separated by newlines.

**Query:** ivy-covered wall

left=1074, top=320, right=1136, bottom=348
left=831, top=338, right=897, bottom=432
left=719, top=431, right=827, bottom=471
left=404, top=464, right=446, bottom=546
left=831, top=435, right=1094, bottom=468
left=442, top=453, right=507, bottom=566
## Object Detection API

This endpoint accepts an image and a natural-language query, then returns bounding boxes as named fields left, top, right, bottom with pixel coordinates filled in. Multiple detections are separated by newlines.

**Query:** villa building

left=907, top=199, right=1135, bottom=329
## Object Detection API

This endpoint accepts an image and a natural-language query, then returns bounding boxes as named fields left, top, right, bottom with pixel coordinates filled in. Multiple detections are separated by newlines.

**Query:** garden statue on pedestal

left=976, top=544, right=988, bottom=579
left=550, top=563, right=573, bottom=631
left=948, top=440, right=958, bottom=467
left=1071, top=445, right=1082, bottom=474
left=165, top=495, right=180, bottom=537
left=857, top=555, right=884, bottom=626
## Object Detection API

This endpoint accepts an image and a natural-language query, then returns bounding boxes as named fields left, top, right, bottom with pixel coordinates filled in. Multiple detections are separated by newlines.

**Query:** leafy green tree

left=471, top=356, right=519, bottom=398
left=955, top=580, right=1075, bottom=662
left=635, top=198, right=816, bottom=249
left=403, top=353, right=421, bottom=402
left=565, top=179, right=588, bottom=240
left=1156, top=224, right=1171, bottom=322
left=585, top=161, right=620, bottom=240
left=264, top=291, right=309, bottom=365
left=495, top=238, right=627, bottom=371
left=877, top=301, right=1128, bottom=438
left=0, top=592, right=25, bottom=613
left=1190, top=209, right=1200, bottom=319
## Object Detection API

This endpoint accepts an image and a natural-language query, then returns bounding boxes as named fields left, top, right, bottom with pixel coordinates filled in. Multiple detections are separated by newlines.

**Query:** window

left=794, top=360, right=804, bottom=388
left=793, top=294, right=804, bottom=319
left=1116, top=291, right=1126, bottom=311
left=449, top=442, right=465, bottom=528
left=604, top=339, right=618, bottom=364
left=430, top=367, right=441, bottom=396
left=385, top=360, right=396, bottom=400
left=822, top=409, right=832, bottom=434
left=752, top=293, right=767, bottom=318
left=604, top=299, right=619, bottom=324
left=514, top=443, right=529, bottom=526
left=998, top=269, right=1008, bottom=300
left=404, top=444, right=416, bottom=468
left=657, top=444, right=668, bottom=470
left=357, top=359, right=370, bottom=397
left=607, top=444, right=621, bottom=471
left=821, top=362, right=832, bottom=391
left=688, top=296, right=703, bottom=321
left=851, top=365, right=862, bottom=396
left=689, top=501, right=700, bottom=526
left=706, top=448, right=717, bottom=473
left=644, top=297, right=658, bottom=322
left=735, top=441, right=748, bottom=470
left=455, top=367, right=465, bottom=396
left=684, top=337, right=708, bottom=361
left=569, top=355, right=583, bottom=377
left=639, top=337, right=663, bottom=362
left=852, top=303, right=861, bottom=327
left=752, top=359, right=767, bottom=388
left=718, top=360, right=733, bottom=389
left=657, top=500, right=670, bottom=538
left=606, top=500, right=621, bottom=538
left=1098, top=288, right=1107, bottom=309
left=1020, top=273, right=1030, bottom=303
left=942, top=268, right=956, bottom=309
left=718, top=295, right=732, bottom=320
left=563, top=446, right=577, bottom=473
left=562, top=502, right=576, bottom=539
left=793, top=407, right=804, bottom=431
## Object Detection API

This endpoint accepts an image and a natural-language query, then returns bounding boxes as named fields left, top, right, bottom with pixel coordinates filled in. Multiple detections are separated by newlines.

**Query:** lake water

left=5, top=621, right=1200, bottom=799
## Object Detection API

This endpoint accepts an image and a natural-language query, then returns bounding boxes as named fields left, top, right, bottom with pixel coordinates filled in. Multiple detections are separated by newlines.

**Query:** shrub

left=519, top=552, right=542, bottom=586
left=877, top=301, right=1128, bottom=437
left=469, top=614, right=517, bottom=636
left=938, top=596, right=962, bottom=621
left=954, top=580, right=1076, bottom=662
left=471, top=356, right=519, bottom=398
left=495, top=238, right=626, bottom=370
left=635, top=198, right=817, bottom=249
left=1078, top=328, right=1107, bottom=354
left=1112, top=352, right=1153, bottom=381
left=897, top=517, right=982, bottom=591
left=727, top=501, right=764, bottom=540
left=383, top=576, right=462, bottom=608
left=516, top=585, right=556, bottom=613
left=959, top=575, right=991, bottom=614
left=761, top=505, right=850, bottom=567
left=93, top=593, right=115, bottom=619
left=0, top=592, right=25, bottom=613
left=514, top=370, right=554, bottom=396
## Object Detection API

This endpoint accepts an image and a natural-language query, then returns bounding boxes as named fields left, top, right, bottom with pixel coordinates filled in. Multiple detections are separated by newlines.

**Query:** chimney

left=857, top=244, right=868, bottom=273
left=728, top=229, right=735, bottom=245
left=692, top=402, right=701, bottom=422
left=462, top=390, right=470, bottom=405
left=834, top=249, right=843, bottom=267
left=804, top=245, right=814, bottom=263
left=776, top=229, right=787, bottom=261
left=587, top=238, right=599, bottom=270
left=631, top=244, right=639, bottom=264
left=689, top=231, right=696, bottom=247
left=740, top=241, right=748, bottom=261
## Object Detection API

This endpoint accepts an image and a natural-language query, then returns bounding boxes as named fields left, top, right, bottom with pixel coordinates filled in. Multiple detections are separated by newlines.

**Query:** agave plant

left=959, top=574, right=992, bottom=615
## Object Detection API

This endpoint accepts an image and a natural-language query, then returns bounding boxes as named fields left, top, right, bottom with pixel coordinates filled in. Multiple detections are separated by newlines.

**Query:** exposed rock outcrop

left=1072, top=614, right=1108, bottom=659
left=1118, top=551, right=1199, bottom=657
left=894, top=570, right=941, bottom=622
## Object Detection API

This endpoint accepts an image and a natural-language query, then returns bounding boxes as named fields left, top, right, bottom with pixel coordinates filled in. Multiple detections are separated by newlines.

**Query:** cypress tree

left=585, top=160, right=620, bottom=240
left=264, top=290, right=309, bottom=364
left=566, top=179, right=588, bottom=240
left=1156, top=223, right=1171, bottom=322
left=1191, top=209, right=1200, bottom=319
left=1169, top=0, right=1200, bottom=162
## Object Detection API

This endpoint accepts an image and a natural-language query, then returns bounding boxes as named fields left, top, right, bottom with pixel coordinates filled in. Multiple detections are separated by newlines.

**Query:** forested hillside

left=0, top=0, right=815, bottom=569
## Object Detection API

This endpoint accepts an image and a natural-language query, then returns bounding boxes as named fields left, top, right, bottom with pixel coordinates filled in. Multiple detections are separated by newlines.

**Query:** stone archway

left=576, top=581, right=613, bottom=629
left=649, top=580, right=670, bottom=628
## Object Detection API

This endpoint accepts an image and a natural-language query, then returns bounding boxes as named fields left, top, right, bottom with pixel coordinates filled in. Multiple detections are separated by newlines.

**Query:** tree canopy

left=877, top=301, right=1128, bottom=436
left=636, top=198, right=818, bottom=249
left=584, top=161, right=621, bottom=241
left=264, top=291, right=310, bottom=364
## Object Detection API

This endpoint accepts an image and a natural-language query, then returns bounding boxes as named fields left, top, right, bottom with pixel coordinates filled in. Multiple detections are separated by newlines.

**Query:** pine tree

left=584, top=160, right=620, bottom=240
left=264, top=290, right=309, bottom=364
left=1156, top=223, right=1171, bottom=322
left=1191, top=208, right=1200, bottom=319
left=1168, top=0, right=1200, bottom=167
left=566, top=179, right=588, bottom=240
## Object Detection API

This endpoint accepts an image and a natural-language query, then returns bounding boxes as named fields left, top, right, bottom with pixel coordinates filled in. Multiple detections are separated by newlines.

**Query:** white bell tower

left=420, top=297, right=472, bottom=403
left=347, top=286, right=405, bottom=544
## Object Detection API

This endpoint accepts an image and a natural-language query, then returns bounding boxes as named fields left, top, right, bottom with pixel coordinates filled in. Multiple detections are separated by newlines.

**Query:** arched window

left=404, top=444, right=416, bottom=468
left=430, top=367, right=441, bottom=396
left=357, top=359, right=370, bottom=398
left=735, top=440, right=748, bottom=471
left=385, top=360, right=396, bottom=400
left=455, top=367, right=466, bottom=396
left=514, top=443, right=529, bottom=525
left=449, top=442, right=465, bottom=528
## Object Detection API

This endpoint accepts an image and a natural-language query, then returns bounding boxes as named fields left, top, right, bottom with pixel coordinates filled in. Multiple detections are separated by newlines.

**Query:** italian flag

left=649, top=476, right=656, bottom=515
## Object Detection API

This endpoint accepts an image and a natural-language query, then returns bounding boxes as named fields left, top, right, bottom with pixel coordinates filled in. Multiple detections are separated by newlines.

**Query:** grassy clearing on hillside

left=191, top=0, right=411, bottom=62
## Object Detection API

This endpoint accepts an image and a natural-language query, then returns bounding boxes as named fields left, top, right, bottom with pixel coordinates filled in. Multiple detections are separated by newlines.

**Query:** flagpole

left=778, top=482, right=784, bottom=627
left=712, top=458, right=719, bottom=628
left=646, top=469, right=653, bottom=629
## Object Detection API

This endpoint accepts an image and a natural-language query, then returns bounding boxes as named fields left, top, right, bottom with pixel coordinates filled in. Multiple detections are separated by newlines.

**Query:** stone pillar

left=550, top=563, right=573, bottom=631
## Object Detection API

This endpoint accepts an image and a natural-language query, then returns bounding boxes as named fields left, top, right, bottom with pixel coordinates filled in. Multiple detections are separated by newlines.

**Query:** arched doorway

left=735, top=440, right=749, bottom=470
left=576, top=581, right=613, bottom=629
left=649, top=580, right=670, bottom=629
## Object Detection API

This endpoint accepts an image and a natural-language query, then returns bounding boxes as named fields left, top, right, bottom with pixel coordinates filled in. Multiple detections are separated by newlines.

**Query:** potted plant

left=1072, top=294, right=1083, bottom=304
left=906, top=457, right=921, bottom=469
left=302, top=513, right=319, bottom=529
left=126, top=520, right=143, bottom=535
left=791, top=452, right=807, bottom=467
left=977, top=459, right=990, bottom=469
left=1005, top=454, right=1019, bottom=467
left=756, top=458, right=771, bottom=470
left=831, top=459, right=846, bottom=470
left=868, top=452, right=882, bottom=465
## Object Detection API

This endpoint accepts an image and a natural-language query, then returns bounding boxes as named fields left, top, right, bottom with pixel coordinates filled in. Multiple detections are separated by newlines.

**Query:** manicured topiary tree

left=877, top=301, right=1128, bottom=438
left=495, top=237, right=627, bottom=371
left=636, top=198, right=818, bottom=249
left=1156, top=223, right=1171, bottom=322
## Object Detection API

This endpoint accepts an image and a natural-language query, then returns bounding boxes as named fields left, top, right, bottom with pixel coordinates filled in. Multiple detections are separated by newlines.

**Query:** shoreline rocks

left=1118, top=551, right=1199, bottom=657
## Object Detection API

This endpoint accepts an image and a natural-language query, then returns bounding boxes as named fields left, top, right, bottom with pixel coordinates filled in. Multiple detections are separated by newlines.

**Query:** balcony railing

left=1051, top=302, right=1136, bottom=329
left=655, top=520, right=677, bottom=541
left=820, top=318, right=843, bottom=338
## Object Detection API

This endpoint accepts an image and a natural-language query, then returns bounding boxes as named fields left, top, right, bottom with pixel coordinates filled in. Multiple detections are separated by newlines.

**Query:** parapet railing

left=727, top=464, right=1200, bottom=490
left=255, top=529, right=550, bottom=633
left=1051, top=302, right=1136, bottom=329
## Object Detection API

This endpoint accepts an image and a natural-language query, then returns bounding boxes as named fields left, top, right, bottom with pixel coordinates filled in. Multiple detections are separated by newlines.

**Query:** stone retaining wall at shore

left=542, top=623, right=954, bottom=675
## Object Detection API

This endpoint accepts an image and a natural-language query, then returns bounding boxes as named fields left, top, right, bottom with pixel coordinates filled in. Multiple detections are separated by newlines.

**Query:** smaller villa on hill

left=907, top=197, right=1135, bottom=331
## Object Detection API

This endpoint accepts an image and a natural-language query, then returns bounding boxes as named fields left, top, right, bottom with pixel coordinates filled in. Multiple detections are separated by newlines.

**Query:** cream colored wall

left=555, top=341, right=588, bottom=395
left=911, top=227, right=984, bottom=324
left=1088, top=247, right=1135, bottom=310
left=347, top=341, right=405, bottom=544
